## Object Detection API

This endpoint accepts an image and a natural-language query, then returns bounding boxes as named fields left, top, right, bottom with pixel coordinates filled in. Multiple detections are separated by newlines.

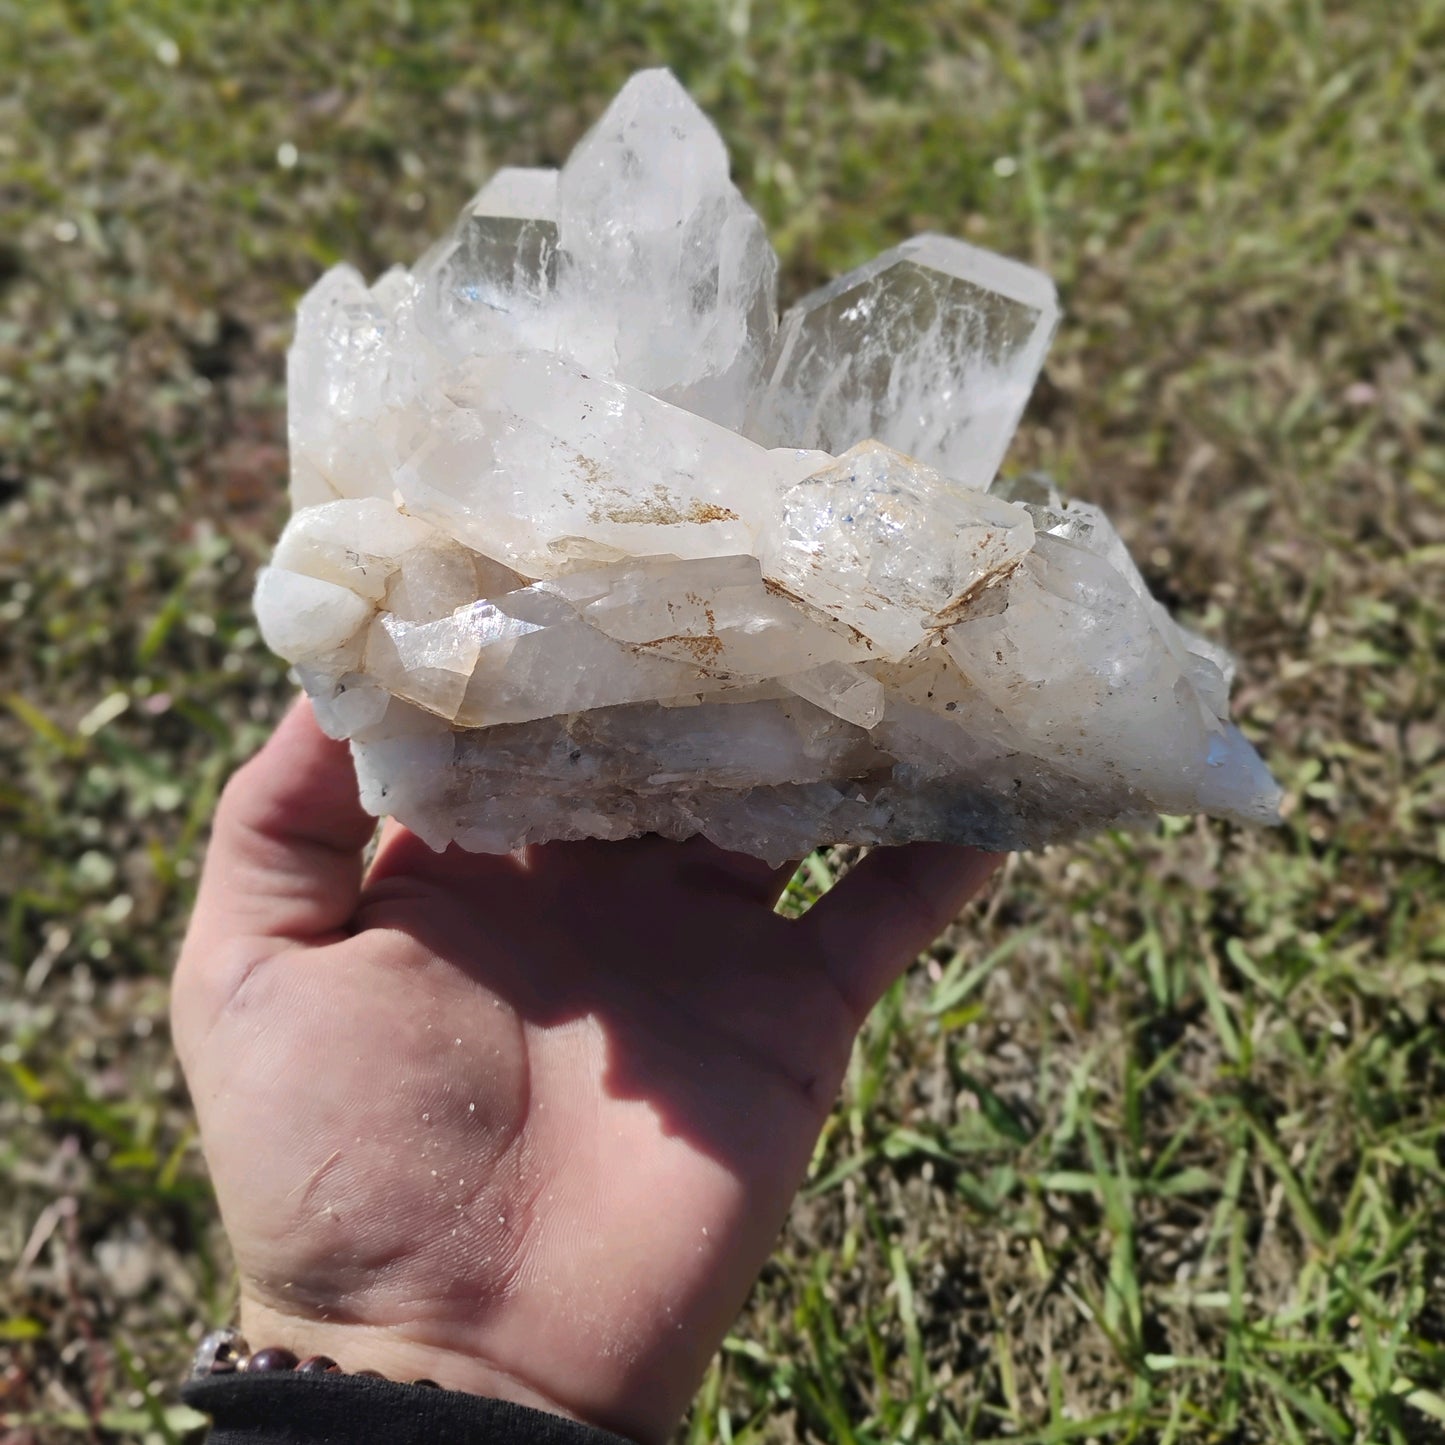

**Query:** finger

left=519, top=834, right=795, bottom=907
left=797, top=844, right=1002, bottom=1018
left=362, top=818, right=527, bottom=897
left=658, top=836, right=797, bottom=906
left=188, top=696, right=378, bottom=949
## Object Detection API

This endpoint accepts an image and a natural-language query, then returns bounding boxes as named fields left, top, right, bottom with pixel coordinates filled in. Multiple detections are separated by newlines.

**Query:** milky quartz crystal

left=255, top=69, right=1281, bottom=865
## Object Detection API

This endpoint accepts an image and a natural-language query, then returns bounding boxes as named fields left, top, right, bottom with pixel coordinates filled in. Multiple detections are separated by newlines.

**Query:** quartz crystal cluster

left=255, top=69, right=1281, bottom=865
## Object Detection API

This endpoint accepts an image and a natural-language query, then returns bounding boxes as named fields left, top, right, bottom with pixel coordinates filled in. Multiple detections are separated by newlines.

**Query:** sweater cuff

left=182, top=1370, right=638, bottom=1445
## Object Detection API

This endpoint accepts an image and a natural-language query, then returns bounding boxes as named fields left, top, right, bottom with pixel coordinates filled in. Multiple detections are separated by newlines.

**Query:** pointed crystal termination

left=554, top=68, right=778, bottom=430
left=418, top=167, right=559, bottom=345
left=261, top=68, right=1282, bottom=865
left=745, top=235, right=1059, bottom=492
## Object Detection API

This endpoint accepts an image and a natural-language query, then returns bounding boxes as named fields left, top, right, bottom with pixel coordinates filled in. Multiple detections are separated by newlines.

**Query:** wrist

left=236, top=1296, right=592, bottom=1427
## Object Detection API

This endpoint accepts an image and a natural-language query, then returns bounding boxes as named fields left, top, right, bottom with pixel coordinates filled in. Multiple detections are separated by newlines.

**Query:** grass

left=1, top=0, right=1442, bottom=1440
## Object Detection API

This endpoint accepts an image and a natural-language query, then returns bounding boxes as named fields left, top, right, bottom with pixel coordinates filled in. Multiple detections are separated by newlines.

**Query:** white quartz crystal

left=258, top=69, right=1281, bottom=865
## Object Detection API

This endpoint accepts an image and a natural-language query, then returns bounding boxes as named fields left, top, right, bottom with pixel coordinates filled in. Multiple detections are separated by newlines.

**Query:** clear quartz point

left=554, top=68, right=778, bottom=430
left=258, top=69, right=1281, bottom=864
left=414, top=168, right=560, bottom=361
left=746, top=234, right=1059, bottom=492
left=434, top=170, right=557, bottom=307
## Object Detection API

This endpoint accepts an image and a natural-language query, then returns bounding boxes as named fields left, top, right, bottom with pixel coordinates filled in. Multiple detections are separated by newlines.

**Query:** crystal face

left=746, top=235, right=1060, bottom=490
left=257, top=68, right=1282, bottom=865
left=419, top=168, right=560, bottom=342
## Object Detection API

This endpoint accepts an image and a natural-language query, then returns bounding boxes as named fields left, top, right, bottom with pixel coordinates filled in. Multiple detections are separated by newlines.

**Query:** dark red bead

left=354, top=1369, right=385, bottom=1379
left=409, top=1378, right=440, bottom=1388
left=246, top=1347, right=299, bottom=1373
left=295, top=1355, right=340, bottom=1374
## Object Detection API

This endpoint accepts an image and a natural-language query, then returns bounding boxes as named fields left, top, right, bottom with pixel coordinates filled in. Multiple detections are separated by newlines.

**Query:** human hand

left=173, top=699, right=998, bottom=1443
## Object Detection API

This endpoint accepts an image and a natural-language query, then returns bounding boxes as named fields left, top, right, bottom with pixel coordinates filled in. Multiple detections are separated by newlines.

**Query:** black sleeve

left=182, top=1371, right=640, bottom=1445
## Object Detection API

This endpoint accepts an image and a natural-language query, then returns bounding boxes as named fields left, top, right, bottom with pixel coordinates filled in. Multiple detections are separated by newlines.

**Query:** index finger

left=796, top=844, right=1002, bottom=1020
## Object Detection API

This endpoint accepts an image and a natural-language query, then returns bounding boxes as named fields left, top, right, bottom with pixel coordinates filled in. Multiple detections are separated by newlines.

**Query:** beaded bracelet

left=190, top=1329, right=440, bottom=1389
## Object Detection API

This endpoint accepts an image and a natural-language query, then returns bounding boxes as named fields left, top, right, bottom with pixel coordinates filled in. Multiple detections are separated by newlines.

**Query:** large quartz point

left=745, top=235, right=1059, bottom=491
left=257, top=69, right=1281, bottom=866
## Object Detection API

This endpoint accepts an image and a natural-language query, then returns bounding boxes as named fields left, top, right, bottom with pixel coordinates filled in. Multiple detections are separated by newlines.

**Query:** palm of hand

left=174, top=704, right=995, bottom=1442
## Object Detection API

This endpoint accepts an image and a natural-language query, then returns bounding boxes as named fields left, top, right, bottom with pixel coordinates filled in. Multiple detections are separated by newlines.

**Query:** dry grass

left=1, top=2, right=1442, bottom=1440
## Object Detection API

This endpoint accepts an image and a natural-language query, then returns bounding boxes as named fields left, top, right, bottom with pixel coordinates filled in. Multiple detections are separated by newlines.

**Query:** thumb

left=185, top=696, right=377, bottom=954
